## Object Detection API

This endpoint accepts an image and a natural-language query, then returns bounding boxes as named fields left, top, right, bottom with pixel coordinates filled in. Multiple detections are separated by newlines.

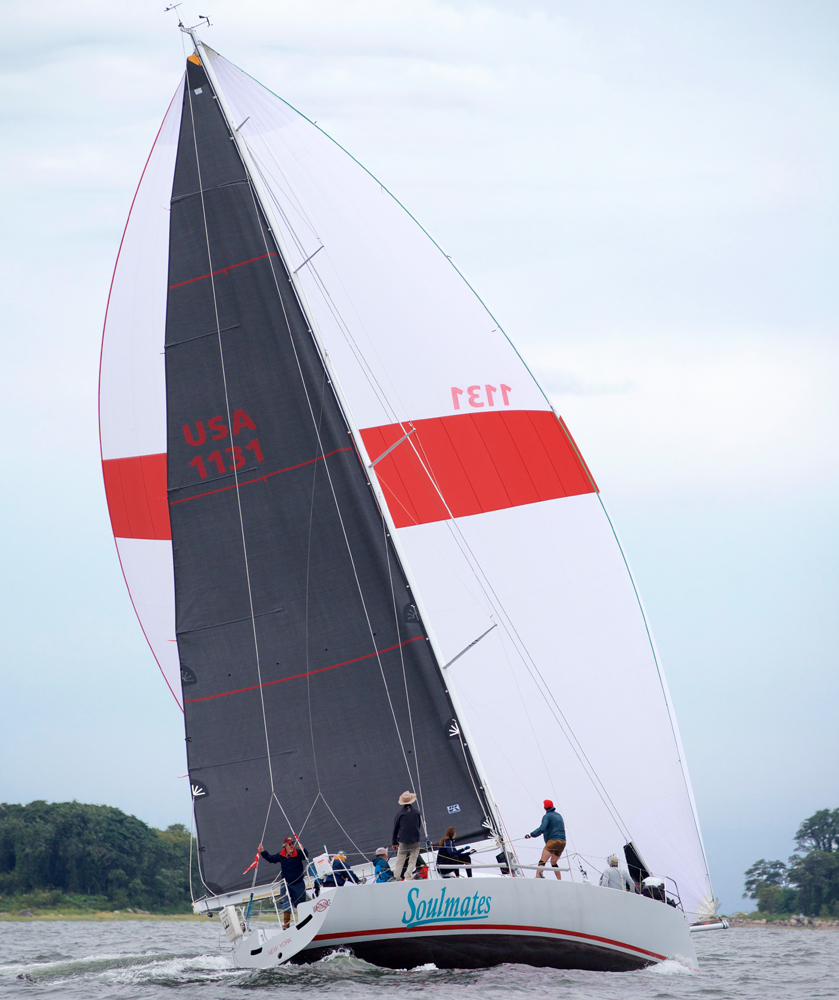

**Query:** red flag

left=243, top=851, right=260, bottom=875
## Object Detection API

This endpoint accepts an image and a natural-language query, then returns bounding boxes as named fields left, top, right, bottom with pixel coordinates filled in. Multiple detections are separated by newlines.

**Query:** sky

left=1, top=0, right=837, bottom=915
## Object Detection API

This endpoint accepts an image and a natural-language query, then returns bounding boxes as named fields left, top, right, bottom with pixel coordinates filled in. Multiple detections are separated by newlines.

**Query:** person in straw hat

left=391, top=791, right=423, bottom=880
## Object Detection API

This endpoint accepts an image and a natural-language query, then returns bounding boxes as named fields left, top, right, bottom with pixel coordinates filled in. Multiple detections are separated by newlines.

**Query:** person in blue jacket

left=373, top=847, right=395, bottom=883
left=524, top=799, right=566, bottom=879
left=259, top=836, right=309, bottom=926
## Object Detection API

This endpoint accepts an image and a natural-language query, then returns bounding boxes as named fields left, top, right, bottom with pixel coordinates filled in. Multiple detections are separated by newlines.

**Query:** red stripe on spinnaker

left=168, top=252, right=277, bottom=289
left=102, top=449, right=355, bottom=538
left=168, top=448, right=353, bottom=505
left=312, top=922, right=666, bottom=961
left=184, top=636, right=425, bottom=704
left=102, top=454, right=171, bottom=540
left=359, top=410, right=597, bottom=529
left=97, top=80, right=184, bottom=710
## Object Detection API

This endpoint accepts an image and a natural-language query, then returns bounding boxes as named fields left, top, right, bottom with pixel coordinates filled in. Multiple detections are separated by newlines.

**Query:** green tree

left=787, top=850, right=839, bottom=917
left=743, top=858, right=789, bottom=899
left=0, top=801, right=195, bottom=912
left=794, top=809, right=839, bottom=854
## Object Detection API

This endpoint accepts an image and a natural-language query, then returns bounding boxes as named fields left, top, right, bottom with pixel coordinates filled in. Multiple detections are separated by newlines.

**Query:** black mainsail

left=164, top=57, right=492, bottom=895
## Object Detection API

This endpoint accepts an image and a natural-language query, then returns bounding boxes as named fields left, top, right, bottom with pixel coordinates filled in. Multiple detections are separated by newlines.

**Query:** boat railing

left=663, top=874, right=684, bottom=912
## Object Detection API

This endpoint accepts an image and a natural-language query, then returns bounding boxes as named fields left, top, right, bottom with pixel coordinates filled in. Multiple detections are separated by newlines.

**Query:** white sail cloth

left=98, top=79, right=184, bottom=707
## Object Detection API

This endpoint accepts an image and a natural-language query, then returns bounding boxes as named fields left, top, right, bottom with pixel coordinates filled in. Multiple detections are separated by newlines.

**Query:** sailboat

left=99, top=20, right=722, bottom=972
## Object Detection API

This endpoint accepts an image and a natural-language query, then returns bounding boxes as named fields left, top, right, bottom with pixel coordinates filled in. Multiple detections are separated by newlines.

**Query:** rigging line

left=187, top=796, right=197, bottom=904
left=318, top=792, right=371, bottom=863
left=495, top=624, right=553, bottom=798
left=296, top=791, right=322, bottom=837
left=304, top=372, right=329, bottom=795
left=252, top=796, right=274, bottom=890
left=183, top=71, right=276, bottom=803
left=449, top=718, right=493, bottom=834
left=233, top=162, right=417, bottom=793
left=382, top=518, right=424, bottom=828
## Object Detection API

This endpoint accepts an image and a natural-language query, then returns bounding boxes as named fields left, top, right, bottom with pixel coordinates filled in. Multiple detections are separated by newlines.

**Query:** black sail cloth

left=165, top=58, right=492, bottom=895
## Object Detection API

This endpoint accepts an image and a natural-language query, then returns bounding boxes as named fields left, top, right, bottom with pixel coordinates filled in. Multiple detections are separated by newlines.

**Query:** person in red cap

left=524, top=799, right=566, bottom=878
left=258, top=836, right=309, bottom=927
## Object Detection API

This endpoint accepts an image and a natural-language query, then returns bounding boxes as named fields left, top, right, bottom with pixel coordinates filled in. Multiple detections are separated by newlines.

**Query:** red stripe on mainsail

left=168, top=448, right=353, bottom=505
left=168, top=252, right=277, bottom=289
left=359, top=411, right=597, bottom=529
left=102, top=454, right=171, bottom=540
left=184, top=636, right=425, bottom=704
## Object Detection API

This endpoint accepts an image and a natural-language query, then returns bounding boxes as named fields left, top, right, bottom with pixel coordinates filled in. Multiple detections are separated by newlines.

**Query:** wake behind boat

left=99, top=16, right=720, bottom=971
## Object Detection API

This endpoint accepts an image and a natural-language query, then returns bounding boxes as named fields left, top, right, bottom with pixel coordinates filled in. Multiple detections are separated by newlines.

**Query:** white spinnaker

left=206, top=50, right=711, bottom=919
left=98, top=79, right=184, bottom=708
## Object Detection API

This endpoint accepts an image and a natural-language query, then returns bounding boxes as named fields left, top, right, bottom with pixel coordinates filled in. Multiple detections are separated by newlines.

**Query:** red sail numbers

left=360, top=410, right=597, bottom=529
left=182, top=409, right=264, bottom=480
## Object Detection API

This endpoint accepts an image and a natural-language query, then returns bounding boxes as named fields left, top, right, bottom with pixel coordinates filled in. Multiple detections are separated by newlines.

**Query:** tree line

left=0, top=801, right=196, bottom=912
left=744, top=808, right=839, bottom=917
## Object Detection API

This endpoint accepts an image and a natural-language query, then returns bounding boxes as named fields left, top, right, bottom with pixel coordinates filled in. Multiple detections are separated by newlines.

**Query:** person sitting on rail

left=599, top=855, right=637, bottom=892
left=373, top=847, right=395, bottom=883
left=436, top=826, right=474, bottom=878
left=258, top=836, right=309, bottom=928
left=322, top=850, right=361, bottom=887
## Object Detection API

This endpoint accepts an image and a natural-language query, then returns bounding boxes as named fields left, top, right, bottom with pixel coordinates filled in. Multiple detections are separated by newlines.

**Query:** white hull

left=236, top=878, right=697, bottom=972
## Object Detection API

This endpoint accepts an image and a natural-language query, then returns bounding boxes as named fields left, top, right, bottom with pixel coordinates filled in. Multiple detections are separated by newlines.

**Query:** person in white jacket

left=599, top=855, right=636, bottom=892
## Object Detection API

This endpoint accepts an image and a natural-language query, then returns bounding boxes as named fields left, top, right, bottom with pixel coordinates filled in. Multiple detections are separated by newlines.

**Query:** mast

left=187, top=29, right=510, bottom=860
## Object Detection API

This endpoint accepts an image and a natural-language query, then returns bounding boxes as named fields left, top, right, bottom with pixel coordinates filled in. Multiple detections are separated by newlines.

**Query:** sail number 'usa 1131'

left=182, top=409, right=264, bottom=480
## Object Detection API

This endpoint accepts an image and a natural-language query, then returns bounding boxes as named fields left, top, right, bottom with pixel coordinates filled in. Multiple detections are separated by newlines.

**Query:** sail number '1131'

left=451, top=385, right=511, bottom=410
left=182, top=408, right=264, bottom=480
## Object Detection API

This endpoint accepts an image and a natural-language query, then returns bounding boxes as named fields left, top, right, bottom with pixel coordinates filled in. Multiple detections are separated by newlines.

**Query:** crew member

left=436, top=826, right=473, bottom=878
left=373, top=848, right=395, bottom=883
left=599, top=854, right=636, bottom=892
left=323, top=850, right=360, bottom=886
left=392, top=791, right=423, bottom=880
left=525, top=799, right=566, bottom=879
left=258, top=836, right=309, bottom=928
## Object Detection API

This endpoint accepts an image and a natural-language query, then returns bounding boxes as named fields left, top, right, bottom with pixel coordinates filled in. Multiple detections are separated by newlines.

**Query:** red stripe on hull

left=312, top=922, right=665, bottom=961
left=102, top=453, right=171, bottom=540
left=359, top=411, right=597, bottom=529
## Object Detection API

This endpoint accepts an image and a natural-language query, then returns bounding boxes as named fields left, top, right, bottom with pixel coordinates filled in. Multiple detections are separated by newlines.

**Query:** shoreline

left=726, top=916, right=839, bottom=930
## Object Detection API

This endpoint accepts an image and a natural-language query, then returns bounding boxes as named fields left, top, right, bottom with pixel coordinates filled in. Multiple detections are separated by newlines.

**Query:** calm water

left=0, top=921, right=836, bottom=999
